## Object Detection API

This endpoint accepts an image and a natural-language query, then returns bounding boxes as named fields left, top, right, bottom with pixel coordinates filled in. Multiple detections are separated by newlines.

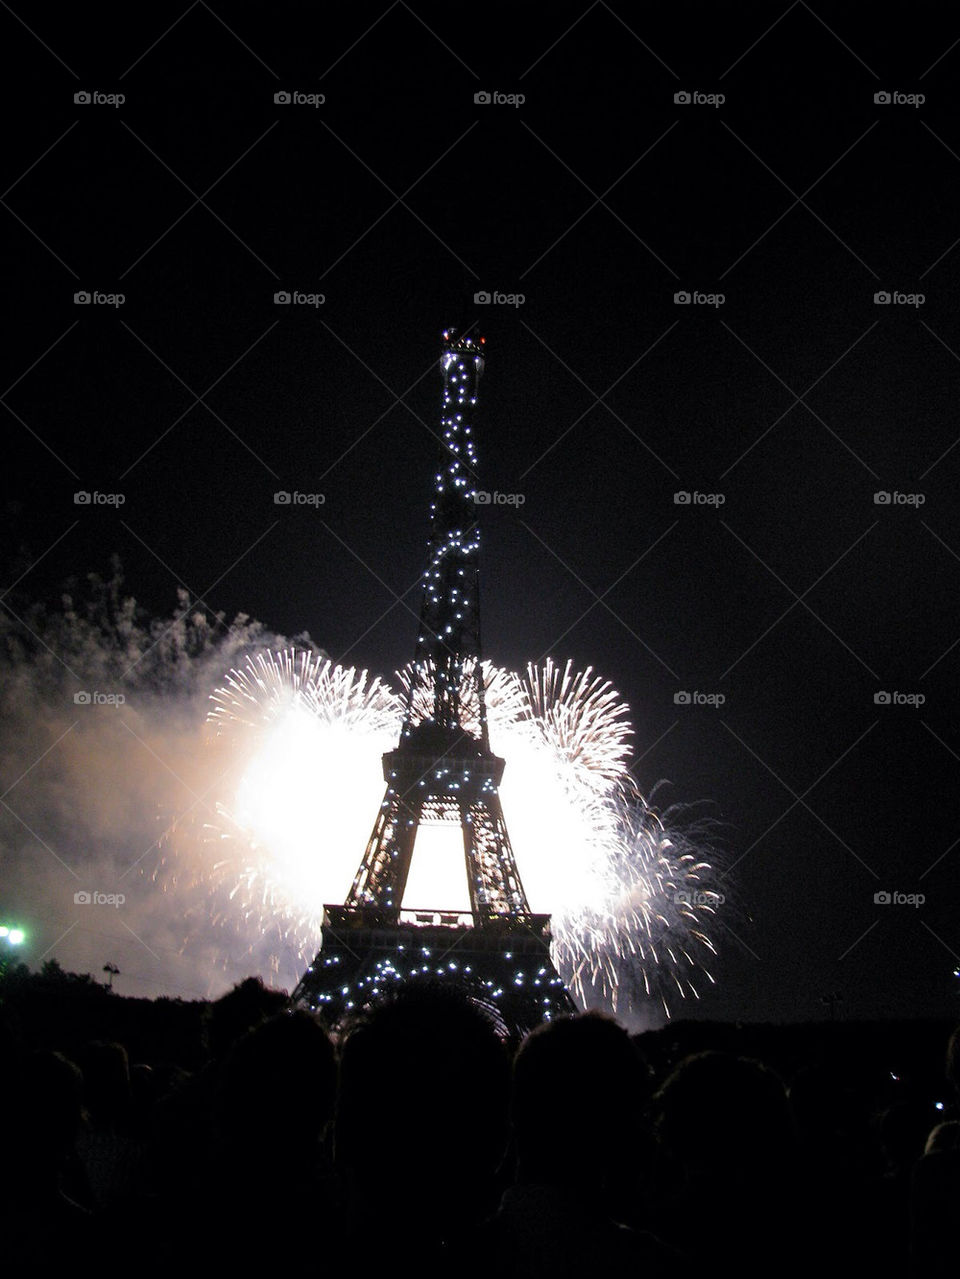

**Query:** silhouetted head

left=215, top=1008, right=336, bottom=1170
left=654, top=1050, right=795, bottom=1183
left=336, top=984, right=509, bottom=1239
left=925, top=1119, right=960, bottom=1155
left=788, top=1062, right=866, bottom=1151
left=512, top=1011, right=645, bottom=1189
left=14, top=1051, right=84, bottom=1187
left=202, top=975, right=288, bottom=1062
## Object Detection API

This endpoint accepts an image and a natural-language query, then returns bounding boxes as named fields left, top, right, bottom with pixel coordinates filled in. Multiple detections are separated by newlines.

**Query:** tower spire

left=403, top=326, right=487, bottom=742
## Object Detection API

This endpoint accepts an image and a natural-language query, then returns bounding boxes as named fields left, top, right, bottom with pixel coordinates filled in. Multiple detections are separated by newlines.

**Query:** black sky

left=3, top=1, right=960, bottom=1021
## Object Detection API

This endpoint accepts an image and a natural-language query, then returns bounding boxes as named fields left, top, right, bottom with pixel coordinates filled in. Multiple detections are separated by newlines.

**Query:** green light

left=0, top=926, right=8, bottom=938
left=9, top=929, right=24, bottom=945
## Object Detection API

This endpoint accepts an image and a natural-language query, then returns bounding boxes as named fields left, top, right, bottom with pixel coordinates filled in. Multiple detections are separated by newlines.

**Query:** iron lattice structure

left=293, top=329, right=576, bottom=1034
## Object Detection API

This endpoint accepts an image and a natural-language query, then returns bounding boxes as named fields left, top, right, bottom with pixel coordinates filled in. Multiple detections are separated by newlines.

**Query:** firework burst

left=209, top=649, right=401, bottom=738
left=165, top=651, right=401, bottom=959
left=163, top=648, right=723, bottom=1018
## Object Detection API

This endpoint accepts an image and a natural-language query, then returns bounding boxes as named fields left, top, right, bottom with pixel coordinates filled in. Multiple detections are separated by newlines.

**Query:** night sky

left=3, top=2, right=960, bottom=1021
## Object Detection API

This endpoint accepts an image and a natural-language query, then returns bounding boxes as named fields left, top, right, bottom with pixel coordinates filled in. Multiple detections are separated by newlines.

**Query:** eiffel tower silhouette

left=292, top=328, right=575, bottom=1034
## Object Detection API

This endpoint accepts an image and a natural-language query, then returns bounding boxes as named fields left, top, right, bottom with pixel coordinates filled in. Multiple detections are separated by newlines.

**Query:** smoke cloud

left=0, top=564, right=317, bottom=999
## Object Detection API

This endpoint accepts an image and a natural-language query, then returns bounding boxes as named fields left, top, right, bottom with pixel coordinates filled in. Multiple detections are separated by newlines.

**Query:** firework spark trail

left=564, top=784, right=721, bottom=1017
left=520, top=659, right=634, bottom=792
left=167, top=648, right=723, bottom=1018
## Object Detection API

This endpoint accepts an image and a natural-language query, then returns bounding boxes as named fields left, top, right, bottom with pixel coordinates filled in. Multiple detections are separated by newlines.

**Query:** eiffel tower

left=292, top=328, right=576, bottom=1035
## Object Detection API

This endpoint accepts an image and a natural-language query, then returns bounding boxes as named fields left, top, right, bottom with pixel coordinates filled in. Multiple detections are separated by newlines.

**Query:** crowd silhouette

left=1, top=978, right=956, bottom=1276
